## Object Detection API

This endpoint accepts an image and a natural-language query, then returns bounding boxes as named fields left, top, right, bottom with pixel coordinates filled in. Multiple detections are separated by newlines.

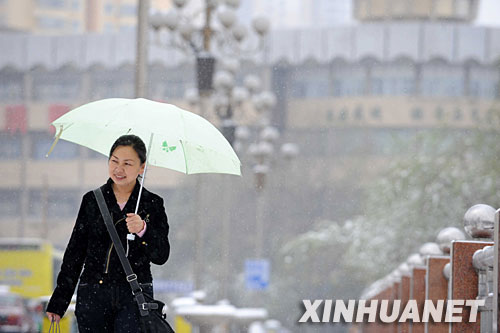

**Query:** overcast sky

left=476, top=0, right=500, bottom=26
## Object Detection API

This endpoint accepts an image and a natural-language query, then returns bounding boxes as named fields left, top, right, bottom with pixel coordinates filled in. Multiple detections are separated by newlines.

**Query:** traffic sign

left=245, top=259, right=270, bottom=290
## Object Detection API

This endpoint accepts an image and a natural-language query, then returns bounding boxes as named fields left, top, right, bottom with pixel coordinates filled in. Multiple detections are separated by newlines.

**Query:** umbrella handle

left=45, top=126, right=63, bottom=158
left=134, top=133, right=154, bottom=215
left=128, top=133, right=154, bottom=243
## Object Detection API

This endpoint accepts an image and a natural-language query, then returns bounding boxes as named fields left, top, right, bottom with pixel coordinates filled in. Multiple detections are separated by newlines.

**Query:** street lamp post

left=237, top=93, right=299, bottom=260
left=250, top=143, right=272, bottom=258
left=135, top=0, right=150, bottom=98
left=249, top=128, right=299, bottom=259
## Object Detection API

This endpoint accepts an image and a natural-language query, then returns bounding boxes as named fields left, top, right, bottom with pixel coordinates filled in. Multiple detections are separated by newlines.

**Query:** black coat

left=46, top=178, right=170, bottom=317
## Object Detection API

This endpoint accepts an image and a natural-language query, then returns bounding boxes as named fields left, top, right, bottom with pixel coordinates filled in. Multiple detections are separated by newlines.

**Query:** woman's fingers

left=126, top=214, right=144, bottom=233
left=46, top=312, right=61, bottom=323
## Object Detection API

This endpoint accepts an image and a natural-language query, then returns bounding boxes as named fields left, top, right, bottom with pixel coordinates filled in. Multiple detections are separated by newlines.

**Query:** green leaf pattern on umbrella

left=161, top=141, right=177, bottom=153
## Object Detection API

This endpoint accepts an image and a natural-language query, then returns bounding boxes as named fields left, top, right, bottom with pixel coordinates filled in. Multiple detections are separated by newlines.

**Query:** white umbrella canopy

left=49, top=98, right=241, bottom=176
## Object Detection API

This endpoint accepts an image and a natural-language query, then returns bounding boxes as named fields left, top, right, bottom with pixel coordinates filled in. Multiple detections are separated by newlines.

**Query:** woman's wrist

left=137, top=220, right=147, bottom=237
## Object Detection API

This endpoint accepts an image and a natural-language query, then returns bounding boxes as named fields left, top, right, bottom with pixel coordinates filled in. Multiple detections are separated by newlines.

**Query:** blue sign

left=245, top=259, right=270, bottom=290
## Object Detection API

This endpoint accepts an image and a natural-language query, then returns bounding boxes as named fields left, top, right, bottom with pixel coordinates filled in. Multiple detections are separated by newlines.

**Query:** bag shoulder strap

left=93, top=187, right=156, bottom=316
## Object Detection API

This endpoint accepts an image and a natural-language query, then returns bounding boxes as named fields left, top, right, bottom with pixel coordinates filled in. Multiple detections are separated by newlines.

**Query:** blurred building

left=0, top=0, right=499, bottom=244
left=239, top=0, right=352, bottom=28
left=354, top=0, right=479, bottom=21
left=0, top=0, right=171, bottom=34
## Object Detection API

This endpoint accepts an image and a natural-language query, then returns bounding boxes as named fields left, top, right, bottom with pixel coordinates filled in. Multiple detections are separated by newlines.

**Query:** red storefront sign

left=5, top=105, right=27, bottom=134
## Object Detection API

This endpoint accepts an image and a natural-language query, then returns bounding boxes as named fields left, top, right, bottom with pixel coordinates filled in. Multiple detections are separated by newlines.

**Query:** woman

left=46, top=134, right=170, bottom=332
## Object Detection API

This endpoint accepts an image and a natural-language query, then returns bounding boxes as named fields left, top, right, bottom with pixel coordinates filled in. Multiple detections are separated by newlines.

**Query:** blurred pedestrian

left=46, top=134, right=170, bottom=332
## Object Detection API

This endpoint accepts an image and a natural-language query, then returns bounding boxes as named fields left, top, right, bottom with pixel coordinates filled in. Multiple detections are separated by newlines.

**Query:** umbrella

left=46, top=97, right=241, bottom=217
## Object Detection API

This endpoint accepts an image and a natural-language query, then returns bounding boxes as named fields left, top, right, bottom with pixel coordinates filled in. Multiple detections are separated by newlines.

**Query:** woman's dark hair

left=109, top=134, right=147, bottom=164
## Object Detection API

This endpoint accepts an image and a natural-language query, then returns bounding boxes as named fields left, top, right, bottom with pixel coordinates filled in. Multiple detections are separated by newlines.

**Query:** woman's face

left=108, top=145, right=145, bottom=188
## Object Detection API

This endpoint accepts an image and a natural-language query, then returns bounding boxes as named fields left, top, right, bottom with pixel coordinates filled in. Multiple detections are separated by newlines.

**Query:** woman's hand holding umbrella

left=126, top=213, right=145, bottom=234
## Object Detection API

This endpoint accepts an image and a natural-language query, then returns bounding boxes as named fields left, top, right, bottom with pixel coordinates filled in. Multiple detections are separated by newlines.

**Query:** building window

left=89, top=68, right=134, bottom=99
left=162, top=81, right=187, bottom=99
left=160, top=79, right=190, bottom=99
left=332, top=64, right=366, bottom=97
left=32, top=69, right=81, bottom=101
left=371, top=107, right=382, bottom=119
left=0, top=71, right=23, bottom=102
left=435, top=107, right=444, bottom=120
left=421, top=63, right=465, bottom=97
left=0, top=133, right=22, bottom=159
left=120, top=4, right=137, bottom=16
left=485, top=109, right=496, bottom=123
left=31, top=132, right=79, bottom=160
left=149, top=64, right=195, bottom=100
left=454, top=108, right=463, bottom=121
left=72, top=21, right=80, bottom=32
left=37, top=17, right=65, bottom=29
left=290, top=66, right=330, bottom=98
left=469, top=66, right=499, bottom=99
left=470, top=109, right=480, bottom=122
left=0, top=190, right=20, bottom=217
left=354, top=106, right=363, bottom=120
left=104, top=23, right=115, bottom=32
left=29, top=189, right=80, bottom=218
left=411, top=107, right=423, bottom=120
left=326, top=110, right=334, bottom=122
left=105, top=3, right=114, bottom=15
left=370, top=62, right=416, bottom=96
left=119, top=25, right=136, bottom=34
left=339, top=108, right=348, bottom=121
left=37, top=0, right=65, bottom=8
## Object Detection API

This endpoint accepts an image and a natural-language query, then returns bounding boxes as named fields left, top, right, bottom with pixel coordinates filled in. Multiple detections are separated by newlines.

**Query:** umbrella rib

left=103, top=101, right=132, bottom=128
left=179, top=140, right=189, bottom=174
left=45, top=122, right=76, bottom=158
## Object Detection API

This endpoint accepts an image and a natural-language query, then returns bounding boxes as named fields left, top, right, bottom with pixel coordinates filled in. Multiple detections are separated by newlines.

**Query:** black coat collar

left=101, top=177, right=143, bottom=216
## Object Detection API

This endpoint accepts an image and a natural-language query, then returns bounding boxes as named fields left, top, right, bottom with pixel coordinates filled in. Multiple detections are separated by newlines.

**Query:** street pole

left=135, top=0, right=149, bottom=98
left=255, top=190, right=265, bottom=258
left=193, top=0, right=214, bottom=291
left=194, top=175, right=205, bottom=290
left=41, top=174, right=48, bottom=240
left=19, top=133, right=28, bottom=238
left=220, top=175, right=232, bottom=299
left=203, top=0, right=212, bottom=53
left=253, top=164, right=270, bottom=259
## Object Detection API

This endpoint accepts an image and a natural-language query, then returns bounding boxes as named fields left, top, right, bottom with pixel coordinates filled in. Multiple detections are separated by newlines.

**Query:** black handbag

left=94, top=188, right=175, bottom=333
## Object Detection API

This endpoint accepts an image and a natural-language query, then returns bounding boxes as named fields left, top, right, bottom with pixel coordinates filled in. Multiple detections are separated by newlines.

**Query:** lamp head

left=217, top=8, right=237, bottom=29
left=252, top=16, right=270, bottom=36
